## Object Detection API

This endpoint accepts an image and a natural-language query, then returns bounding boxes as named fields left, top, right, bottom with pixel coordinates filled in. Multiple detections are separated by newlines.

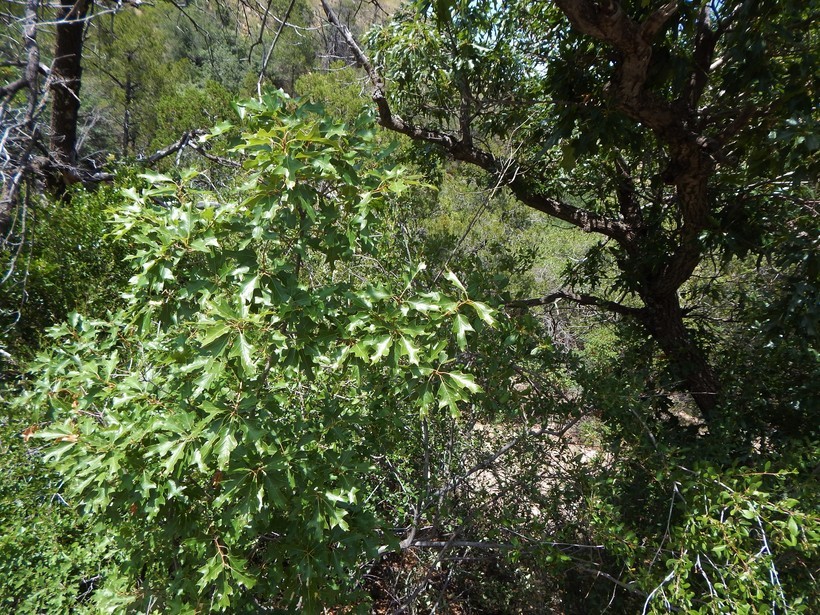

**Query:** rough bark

left=552, top=1, right=721, bottom=417
left=49, top=0, right=91, bottom=177
left=550, top=2, right=722, bottom=418
left=640, top=292, right=719, bottom=420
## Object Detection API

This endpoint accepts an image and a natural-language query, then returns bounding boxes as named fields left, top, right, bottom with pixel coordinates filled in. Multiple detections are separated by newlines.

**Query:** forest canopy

left=0, top=1, right=817, bottom=613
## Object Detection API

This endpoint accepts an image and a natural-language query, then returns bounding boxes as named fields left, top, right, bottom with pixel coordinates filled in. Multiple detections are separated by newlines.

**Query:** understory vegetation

left=1, top=1, right=817, bottom=613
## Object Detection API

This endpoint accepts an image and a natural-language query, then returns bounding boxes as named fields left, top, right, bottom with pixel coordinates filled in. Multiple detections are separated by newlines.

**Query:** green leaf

left=560, top=141, right=576, bottom=171
left=41, top=441, right=78, bottom=463
left=740, top=507, right=758, bottom=520
left=468, top=300, right=496, bottom=326
left=446, top=370, right=482, bottom=394
left=788, top=516, right=799, bottom=538
left=193, top=358, right=224, bottom=397
left=399, top=335, right=420, bottom=365
left=350, top=341, right=370, bottom=362
left=139, top=171, right=175, bottom=184
left=443, top=270, right=466, bottom=293
left=217, top=431, right=238, bottom=470
left=235, top=333, right=256, bottom=376
left=452, top=313, right=474, bottom=350
left=239, top=275, right=258, bottom=305
left=370, top=335, right=393, bottom=363
left=203, top=121, right=234, bottom=141
left=228, top=557, right=258, bottom=589
left=199, top=322, right=231, bottom=347
left=121, top=186, right=143, bottom=203
left=197, top=554, right=223, bottom=591
left=437, top=380, right=460, bottom=417
left=407, top=297, right=441, bottom=312
left=163, top=440, right=187, bottom=475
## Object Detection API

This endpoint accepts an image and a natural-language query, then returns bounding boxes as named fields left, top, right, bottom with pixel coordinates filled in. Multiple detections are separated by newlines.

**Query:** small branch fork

left=256, top=0, right=297, bottom=98
left=138, top=130, right=239, bottom=168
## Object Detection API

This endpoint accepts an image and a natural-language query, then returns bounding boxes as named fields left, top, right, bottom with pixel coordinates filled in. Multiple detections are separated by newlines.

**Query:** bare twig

left=256, top=0, right=297, bottom=98
left=429, top=412, right=587, bottom=503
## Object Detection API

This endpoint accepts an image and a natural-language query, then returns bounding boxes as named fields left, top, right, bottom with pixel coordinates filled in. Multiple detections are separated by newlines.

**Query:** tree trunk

left=642, top=292, right=719, bottom=421
left=49, top=0, right=90, bottom=174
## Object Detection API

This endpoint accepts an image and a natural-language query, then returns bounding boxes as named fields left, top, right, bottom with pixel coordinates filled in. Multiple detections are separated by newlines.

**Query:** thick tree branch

left=136, top=129, right=238, bottom=168
left=70, top=129, right=241, bottom=176
left=140, top=129, right=206, bottom=165
left=683, top=4, right=719, bottom=113
left=554, top=0, right=678, bottom=105
left=552, top=2, right=718, bottom=299
left=506, top=290, right=644, bottom=320
left=508, top=175, right=634, bottom=241
left=548, top=0, right=708, bottom=149
left=319, top=0, right=632, bottom=243
left=0, top=60, right=50, bottom=76
left=0, top=78, right=28, bottom=101
left=186, top=144, right=241, bottom=168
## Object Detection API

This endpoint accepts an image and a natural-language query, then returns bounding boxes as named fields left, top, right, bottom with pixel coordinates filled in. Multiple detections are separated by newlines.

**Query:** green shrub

left=16, top=92, right=492, bottom=612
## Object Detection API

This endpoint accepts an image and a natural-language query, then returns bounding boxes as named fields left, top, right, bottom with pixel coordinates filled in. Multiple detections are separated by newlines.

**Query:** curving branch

left=320, top=0, right=725, bottom=417
left=318, top=0, right=633, bottom=244
left=0, top=78, right=28, bottom=102
left=506, top=290, right=645, bottom=320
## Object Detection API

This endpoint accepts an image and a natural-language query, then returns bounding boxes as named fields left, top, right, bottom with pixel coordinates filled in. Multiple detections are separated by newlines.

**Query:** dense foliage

left=14, top=94, right=497, bottom=611
left=1, top=1, right=817, bottom=613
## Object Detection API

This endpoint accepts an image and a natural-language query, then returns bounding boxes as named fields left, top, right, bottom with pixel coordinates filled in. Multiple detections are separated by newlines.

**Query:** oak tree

left=322, top=0, right=818, bottom=420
